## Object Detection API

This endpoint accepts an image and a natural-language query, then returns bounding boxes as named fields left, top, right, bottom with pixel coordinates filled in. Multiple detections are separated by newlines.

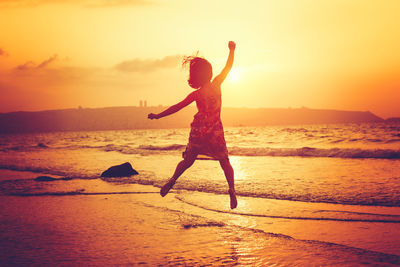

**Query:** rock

left=101, top=162, right=138, bottom=178
left=35, top=176, right=58, bottom=181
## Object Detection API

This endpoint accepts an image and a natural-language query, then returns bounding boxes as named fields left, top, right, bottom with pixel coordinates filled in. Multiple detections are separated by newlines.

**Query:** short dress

left=183, top=83, right=228, bottom=160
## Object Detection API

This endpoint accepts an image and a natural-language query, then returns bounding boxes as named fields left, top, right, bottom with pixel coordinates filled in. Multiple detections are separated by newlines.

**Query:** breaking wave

left=137, top=144, right=400, bottom=159
left=4, top=142, right=398, bottom=159
left=228, top=146, right=400, bottom=159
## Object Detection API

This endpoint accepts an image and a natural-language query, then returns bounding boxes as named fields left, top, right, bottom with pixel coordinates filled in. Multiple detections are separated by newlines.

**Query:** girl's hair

left=182, top=56, right=212, bottom=89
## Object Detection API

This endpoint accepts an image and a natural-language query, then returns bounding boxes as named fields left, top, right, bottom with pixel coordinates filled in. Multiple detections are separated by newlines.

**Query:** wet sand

left=0, top=179, right=399, bottom=266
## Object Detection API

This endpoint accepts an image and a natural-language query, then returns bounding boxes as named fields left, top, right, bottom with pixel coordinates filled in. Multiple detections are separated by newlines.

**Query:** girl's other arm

left=148, top=91, right=196, bottom=119
left=213, top=41, right=236, bottom=85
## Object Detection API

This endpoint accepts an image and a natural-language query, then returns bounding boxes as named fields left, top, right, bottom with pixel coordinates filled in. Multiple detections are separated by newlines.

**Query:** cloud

left=0, top=48, right=9, bottom=56
left=115, top=55, right=182, bottom=73
left=37, top=54, right=58, bottom=68
left=0, top=0, right=154, bottom=8
left=16, top=54, right=58, bottom=71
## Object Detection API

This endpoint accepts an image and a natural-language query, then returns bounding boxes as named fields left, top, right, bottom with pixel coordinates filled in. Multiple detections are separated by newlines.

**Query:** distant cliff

left=222, top=107, right=384, bottom=126
left=0, top=106, right=384, bottom=133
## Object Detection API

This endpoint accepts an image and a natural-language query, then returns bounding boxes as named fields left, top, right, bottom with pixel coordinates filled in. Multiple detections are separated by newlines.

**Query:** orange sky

left=0, top=0, right=399, bottom=118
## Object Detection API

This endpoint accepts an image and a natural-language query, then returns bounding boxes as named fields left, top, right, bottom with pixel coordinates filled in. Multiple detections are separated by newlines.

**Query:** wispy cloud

left=115, top=55, right=182, bottom=73
left=0, top=0, right=154, bottom=8
left=37, top=54, right=58, bottom=68
left=16, top=54, right=58, bottom=71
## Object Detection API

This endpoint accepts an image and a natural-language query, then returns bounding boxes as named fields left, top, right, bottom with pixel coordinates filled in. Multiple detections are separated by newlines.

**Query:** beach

left=1, top=177, right=399, bottom=266
left=0, top=124, right=400, bottom=265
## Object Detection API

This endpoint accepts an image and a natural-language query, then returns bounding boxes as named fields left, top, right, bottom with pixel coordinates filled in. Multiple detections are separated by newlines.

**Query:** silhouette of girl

left=148, top=41, right=237, bottom=209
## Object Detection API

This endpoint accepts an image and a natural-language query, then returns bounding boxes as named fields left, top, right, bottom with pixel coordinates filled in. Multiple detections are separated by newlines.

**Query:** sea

left=1, top=122, right=400, bottom=265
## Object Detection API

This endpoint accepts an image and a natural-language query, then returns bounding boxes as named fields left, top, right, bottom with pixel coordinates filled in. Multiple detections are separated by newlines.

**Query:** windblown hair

left=182, top=56, right=213, bottom=89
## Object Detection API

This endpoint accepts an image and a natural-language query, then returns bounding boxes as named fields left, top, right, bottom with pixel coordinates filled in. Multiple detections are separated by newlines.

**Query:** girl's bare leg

left=160, top=152, right=197, bottom=197
left=219, top=158, right=237, bottom=209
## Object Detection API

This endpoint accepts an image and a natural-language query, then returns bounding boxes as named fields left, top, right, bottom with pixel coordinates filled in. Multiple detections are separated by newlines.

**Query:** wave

left=229, top=146, right=400, bottom=159
left=137, top=144, right=400, bottom=159
left=175, top=195, right=400, bottom=223
left=0, top=165, right=399, bottom=207
left=5, top=176, right=399, bottom=223
left=0, top=164, right=64, bottom=175
left=10, top=191, right=160, bottom=197
left=2, top=140, right=400, bottom=159
left=2, top=175, right=399, bottom=207
left=0, top=164, right=98, bottom=179
left=138, top=144, right=186, bottom=151
left=0, top=143, right=50, bottom=152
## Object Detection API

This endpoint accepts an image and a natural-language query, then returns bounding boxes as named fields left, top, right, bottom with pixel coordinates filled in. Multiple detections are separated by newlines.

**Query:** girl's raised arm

left=148, top=91, right=196, bottom=120
left=213, top=41, right=236, bottom=85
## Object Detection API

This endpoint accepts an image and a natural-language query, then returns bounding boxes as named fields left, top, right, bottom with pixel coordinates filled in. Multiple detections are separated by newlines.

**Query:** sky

left=0, top=0, right=399, bottom=118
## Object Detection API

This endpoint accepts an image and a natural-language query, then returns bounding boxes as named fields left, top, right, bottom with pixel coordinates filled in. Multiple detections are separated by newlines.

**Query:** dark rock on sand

left=101, top=162, right=138, bottom=178
left=35, top=176, right=58, bottom=181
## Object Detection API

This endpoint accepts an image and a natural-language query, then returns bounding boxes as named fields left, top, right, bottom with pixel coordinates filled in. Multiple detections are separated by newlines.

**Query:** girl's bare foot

left=160, top=179, right=175, bottom=197
left=229, top=188, right=237, bottom=209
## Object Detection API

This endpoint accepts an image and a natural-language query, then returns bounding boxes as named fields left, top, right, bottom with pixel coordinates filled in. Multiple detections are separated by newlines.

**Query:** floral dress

left=183, top=83, right=228, bottom=160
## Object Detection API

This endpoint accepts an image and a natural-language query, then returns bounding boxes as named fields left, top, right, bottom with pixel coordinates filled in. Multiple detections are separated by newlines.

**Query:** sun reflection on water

left=229, top=156, right=250, bottom=182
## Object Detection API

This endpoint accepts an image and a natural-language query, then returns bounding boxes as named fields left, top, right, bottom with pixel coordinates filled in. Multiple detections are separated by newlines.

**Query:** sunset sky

left=0, top=0, right=399, bottom=118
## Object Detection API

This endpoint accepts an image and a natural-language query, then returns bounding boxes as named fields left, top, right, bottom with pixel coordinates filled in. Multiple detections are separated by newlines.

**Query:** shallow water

left=1, top=148, right=399, bottom=207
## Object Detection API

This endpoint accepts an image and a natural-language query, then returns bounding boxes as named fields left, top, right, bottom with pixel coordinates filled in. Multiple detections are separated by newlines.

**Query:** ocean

left=1, top=122, right=400, bottom=265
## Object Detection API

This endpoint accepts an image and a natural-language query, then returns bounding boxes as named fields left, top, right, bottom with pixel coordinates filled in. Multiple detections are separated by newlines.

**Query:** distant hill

left=0, top=106, right=384, bottom=134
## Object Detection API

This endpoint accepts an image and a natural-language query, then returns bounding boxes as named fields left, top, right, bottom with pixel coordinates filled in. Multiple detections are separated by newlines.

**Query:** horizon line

left=1, top=105, right=397, bottom=120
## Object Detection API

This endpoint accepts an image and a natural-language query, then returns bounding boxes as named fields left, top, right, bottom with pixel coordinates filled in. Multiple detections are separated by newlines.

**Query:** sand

left=1, top=178, right=399, bottom=266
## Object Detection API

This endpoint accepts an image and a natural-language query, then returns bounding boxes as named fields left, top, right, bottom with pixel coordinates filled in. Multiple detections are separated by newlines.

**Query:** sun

left=228, top=67, right=242, bottom=83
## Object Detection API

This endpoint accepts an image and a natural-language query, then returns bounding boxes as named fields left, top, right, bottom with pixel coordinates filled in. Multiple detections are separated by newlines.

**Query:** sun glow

left=228, top=68, right=242, bottom=83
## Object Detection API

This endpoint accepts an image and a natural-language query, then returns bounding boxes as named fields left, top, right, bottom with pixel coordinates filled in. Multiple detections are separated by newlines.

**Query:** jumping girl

left=148, top=41, right=237, bottom=209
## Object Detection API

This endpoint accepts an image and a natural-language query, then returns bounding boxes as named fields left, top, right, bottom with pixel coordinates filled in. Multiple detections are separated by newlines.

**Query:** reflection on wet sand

left=1, top=191, right=399, bottom=266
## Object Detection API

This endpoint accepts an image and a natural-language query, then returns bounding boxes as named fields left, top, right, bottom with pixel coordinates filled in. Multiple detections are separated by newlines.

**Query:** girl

left=148, top=41, right=237, bottom=209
